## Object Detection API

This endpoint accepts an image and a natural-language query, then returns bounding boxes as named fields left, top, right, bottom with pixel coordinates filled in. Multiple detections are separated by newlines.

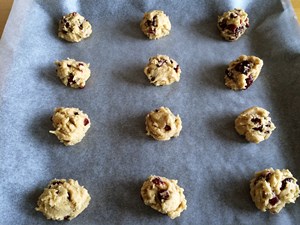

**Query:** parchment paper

left=0, top=0, right=300, bottom=224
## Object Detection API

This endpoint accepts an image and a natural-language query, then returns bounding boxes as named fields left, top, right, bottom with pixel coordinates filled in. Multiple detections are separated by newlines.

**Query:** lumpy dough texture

left=225, top=55, right=263, bottom=90
left=144, top=55, right=181, bottom=86
left=58, top=12, right=92, bottom=42
left=250, top=168, right=300, bottom=213
left=50, top=107, right=91, bottom=146
left=217, top=8, right=249, bottom=41
left=235, top=106, right=276, bottom=143
left=55, top=58, right=91, bottom=89
left=141, top=175, right=187, bottom=219
left=36, top=179, right=91, bottom=221
left=145, top=107, right=182, bottom=141
left=140, top=10, right=171, bottom=39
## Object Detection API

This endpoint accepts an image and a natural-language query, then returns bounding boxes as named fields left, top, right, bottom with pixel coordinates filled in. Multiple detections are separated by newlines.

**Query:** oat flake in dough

left=36, top=179, right=91, bottom=221
left=145, top=107, right=182, bottom=141
left=141, top=175, right=187, bottom=219
left=144, top=55, right=181, bottom=86
left=235, top=106, right=275, bottom=143
left=55, top=58, right=91, bottom=89
left=140, top=10, right=171, bottom=40
left=50, top=107, right=91, bottom=146
left=58, top=12, right=92, bottom=42
left=250, top=168, right=300, bottom=213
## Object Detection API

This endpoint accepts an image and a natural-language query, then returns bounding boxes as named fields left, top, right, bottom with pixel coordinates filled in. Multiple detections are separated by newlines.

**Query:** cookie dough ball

left=144, top=55, right=181, bottom=86
left=225, top=55, right=263, bottom=90
left=145, top=107, right=182, bottom=141
left=50, top=107, right=91, bottom=146
left=217, top=8, right=249, bottom=41
left=58, top=12, right=92, bottom=42
left=36, top=179, right=91, bottom=220
left=55, top=58, right=91, bottom=89
left=141, top=175, right=187, bottom=219
left=235, top=106, right=276, bottom=143
left=250, top=168, right=300, bottom=213
left=140, top=10, right=171, bottom=40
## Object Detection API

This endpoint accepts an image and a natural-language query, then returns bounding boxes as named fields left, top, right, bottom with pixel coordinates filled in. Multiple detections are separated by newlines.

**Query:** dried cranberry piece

left=245, top=75, right=254, bottom=89
left=157, top=60, right=166, bottom=67
left=230, top=13, right=237, bottom=19
left=164, top=125, right=171, bottom=131
left=67, top=75, right=74, bottom=85
left=251, top=118, right=261, bottom=124
left=235, top=61, right=251, bottom=74
left=152, top=177, right=165, bottom=186
left=265, top=173, right=271, bottom=182
left=280, top=178, right=294, bottom=190
left=158, top=190, right=170, bottom=201
left=84, top=118, right=89, bottom=126
left=253, top=125, right=263, bottom=132
left=50, top=181, right=63, bottom=187
left=227, top=24, right=238, bottom=33
left=78, top=63, right=84, bottom=66
left=218, top=19, right=227, bottom=30
left=269, top=196, right=279, bottom=206
left=65, top=22, right=70, bottom=28
left=64, top=216, right=70, bottom=220
left=148, top=28, right=156, bottom=34
left=174, top=65, right=180, bottom=73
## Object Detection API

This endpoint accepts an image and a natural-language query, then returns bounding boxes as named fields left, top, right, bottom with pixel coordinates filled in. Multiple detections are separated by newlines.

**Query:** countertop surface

left=0, top=0, right=300, bottom=38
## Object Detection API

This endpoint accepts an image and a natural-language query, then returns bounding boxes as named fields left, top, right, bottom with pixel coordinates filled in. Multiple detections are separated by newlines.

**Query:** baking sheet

left=0, top=0, right=300, bottom=224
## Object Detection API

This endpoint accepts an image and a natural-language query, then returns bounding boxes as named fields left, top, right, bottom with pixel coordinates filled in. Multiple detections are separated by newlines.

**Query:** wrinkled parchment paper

left=0, top=0, right=300, bottom=224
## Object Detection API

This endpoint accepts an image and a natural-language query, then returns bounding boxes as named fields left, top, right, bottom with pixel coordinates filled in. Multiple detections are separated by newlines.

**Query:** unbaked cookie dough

left=217, top=8, right=249, bottom=41
left=141, top=175, right=187, bottom=219
left=36, top=179, right=91, bottom=221
left=235, top=106, right=276, bottom=143
left=250, top=168, right=300, bottom=213
left=58, top=12, right=92, bottom=42
left=50, top=107, right=91, bottom=146
left=55, top=58, right=91, bottom=89
left=144, top=55, right=181, bottom=86
left=145, top=107, right=182, bottom=141
left=140, top=10, right=171, bottom=40
left=225, top=55, right=263, bottom=90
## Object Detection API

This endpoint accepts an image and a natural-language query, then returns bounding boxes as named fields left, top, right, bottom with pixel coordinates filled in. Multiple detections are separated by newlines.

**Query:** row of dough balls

left=55, top=54, right=263, bottom=91
left=57, top=9, right=249, bottom=43
left=35, top=169, right=300, bottom=221
left=49, top=106, right=275, bottom=146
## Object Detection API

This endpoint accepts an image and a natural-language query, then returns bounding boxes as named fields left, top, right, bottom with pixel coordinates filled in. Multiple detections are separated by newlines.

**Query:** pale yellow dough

left=50, top=107, right=91, bottom=146
left=145, top=107, right=182, bottom=141
left=55, top=58, right=91, bottom=89
left=235, top=106, right=276, bottom=143
left=140, top=10, right=171, bottom=40
left=36, top=179, right=91, bottom=221
left=250, top=168, right=300, bottom=213
left=58, top=12, right=92, bottom=42
left=225, top=55, right=263, bottom=90
left=141, top=175, right=187, bottom=219
left=144, top=55, right=181, bottom=86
